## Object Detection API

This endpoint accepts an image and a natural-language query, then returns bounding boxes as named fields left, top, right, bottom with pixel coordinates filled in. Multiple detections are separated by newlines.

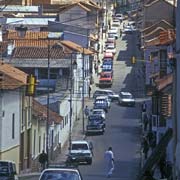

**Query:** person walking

left=104, top=147, right=114, bottom=178
left=142, top=101, right=147, bottom=112
left=89, top=85, right=91, bottom=98
left=39, top=150, right=48, bottom=171
left=84, top=105, right=90, bottom=118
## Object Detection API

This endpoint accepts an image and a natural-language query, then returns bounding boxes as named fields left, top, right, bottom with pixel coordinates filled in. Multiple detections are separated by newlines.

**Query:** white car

left=105, top=44, right=116, bottom=54
left=108, top=29, right=119, bottom=39
left=39, top=167, right=83, bottom=180
left=95, top=96, right=111, bottom=108
left=118, top=92, right=135, bottom=106
left=91, top=109, right=106, bottom=119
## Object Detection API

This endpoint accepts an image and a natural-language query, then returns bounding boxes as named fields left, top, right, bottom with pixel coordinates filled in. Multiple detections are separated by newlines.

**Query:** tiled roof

left=155, top=74, right=173, bottom=91
left=12, top=45, right=68, bottom=59
left=60, top=40, right=94, bottom=55
left=159, top=29, right=176, bottom=45
left=145, top=29, right=175, bottom=47
left=143, top=27, right=166, bottom=39
left=141, top=20, right=173, bottom=34
left=32, top=99, right=63, bottom=124
left=0, top=61, right=27, bottom=90
left=144, top=0, right=176, bottom=7
left=8, top=30, right=49, bottom=40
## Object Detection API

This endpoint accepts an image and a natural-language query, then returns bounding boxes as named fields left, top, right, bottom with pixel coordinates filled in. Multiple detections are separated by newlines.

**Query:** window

left=33, top=130, right=36, bottom=155
left=12, top=113, right=15, bottom=139
left=38, top=68, right=48, bottom=79
left=39, top=136, right=41, bottom=153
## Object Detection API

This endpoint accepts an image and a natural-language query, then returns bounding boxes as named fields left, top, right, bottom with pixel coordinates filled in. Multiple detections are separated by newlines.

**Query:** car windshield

left=40, top=170, right=80, bottom=180
left=122, top=94, right=133, bottom=99
left=101, top=74, right=111, bottom=78
left=71, top=144, right=88, bottom=150
left=92, top=111, right=102, bottom=115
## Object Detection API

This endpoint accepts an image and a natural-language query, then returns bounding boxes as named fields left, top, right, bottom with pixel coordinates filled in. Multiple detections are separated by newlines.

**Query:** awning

left=136, top=128, right=173, bottom=180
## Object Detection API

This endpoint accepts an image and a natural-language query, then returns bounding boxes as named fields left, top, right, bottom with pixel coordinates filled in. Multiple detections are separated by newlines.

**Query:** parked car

left=93, top=89, right=118, bottom=99
left=108, top=29, right=118, bottom=39
left=118, top=91, right=135, bottom=106
left=39, top=165, right=83, bottom=180
left=99, top=72, right=113, bottom=88
left=0, top=160, right=18, bottom=180
left=104, top=52, right=114, bottom=60
left=91, top=108, right=106, bottom=119
left=66, top=140, right=93, bottom=165
left=115, top=13, right=124, bottom=21
left=95, top=96, right=111, bottom=108
left=105, top=90, right=119, bottom=101
left=101, top=64, right=113, bottom=74
left=93, top=97, right=109, bottom=113
left=105, top=44, right=116, bottom=54
left=86, top=115, right=106, bottom=135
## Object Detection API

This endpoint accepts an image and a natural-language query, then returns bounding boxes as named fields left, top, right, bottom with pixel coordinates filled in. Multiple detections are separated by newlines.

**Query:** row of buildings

left=130, top=0, right=180, bottom=179
left=0, top=0, right=107, bottom=174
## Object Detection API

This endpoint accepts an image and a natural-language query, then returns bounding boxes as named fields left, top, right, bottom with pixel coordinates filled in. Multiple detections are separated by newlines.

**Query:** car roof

left=42, top=168, right=79, bottom=172
left=71, top=140, right=88, bottom=144
left=0, top=160, right=16, bottom=164
left=92, top=109, right=104, bottom=112
left=95, top=89, right=113, bottom=93
left=96, top=96, right=108, bottom=99
left=120, top=92, right=132, bottom=96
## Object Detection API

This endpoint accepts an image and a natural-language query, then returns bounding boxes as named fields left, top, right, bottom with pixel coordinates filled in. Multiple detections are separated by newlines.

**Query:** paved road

left=79, top=28, right=144, bottom=180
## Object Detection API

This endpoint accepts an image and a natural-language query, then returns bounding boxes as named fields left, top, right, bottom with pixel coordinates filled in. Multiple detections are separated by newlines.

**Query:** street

left=79, top=30, right=144, bottom=179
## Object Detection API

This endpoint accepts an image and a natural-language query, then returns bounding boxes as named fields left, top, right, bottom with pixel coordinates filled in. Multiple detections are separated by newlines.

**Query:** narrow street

left=79, top=26, right=145, bottom=179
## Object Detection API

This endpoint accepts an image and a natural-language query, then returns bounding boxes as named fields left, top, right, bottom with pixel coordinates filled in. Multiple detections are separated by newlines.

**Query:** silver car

left=118, top=92, right=135, bottom=106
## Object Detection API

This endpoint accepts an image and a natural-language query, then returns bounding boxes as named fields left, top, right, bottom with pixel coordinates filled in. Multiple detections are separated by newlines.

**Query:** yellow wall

left=0, top=145, right=20, bottom=173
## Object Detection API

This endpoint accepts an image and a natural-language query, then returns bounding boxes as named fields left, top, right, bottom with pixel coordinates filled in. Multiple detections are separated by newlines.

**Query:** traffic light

left=26, top=74, right=36, bottom=96
left=131, top=56, right=136, bottom=64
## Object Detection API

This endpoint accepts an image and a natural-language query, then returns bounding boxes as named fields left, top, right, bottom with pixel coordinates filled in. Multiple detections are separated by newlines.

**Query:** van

left=0, top=160, right=18, bottom=180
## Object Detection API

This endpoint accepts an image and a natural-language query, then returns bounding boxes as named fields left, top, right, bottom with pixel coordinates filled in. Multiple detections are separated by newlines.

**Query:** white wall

left=0, top=91, right=20, bottom=151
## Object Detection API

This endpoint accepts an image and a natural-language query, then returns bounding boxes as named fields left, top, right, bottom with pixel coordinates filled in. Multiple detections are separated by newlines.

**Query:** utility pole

left=82, top=47, right=85, bottom=134
left=69, top=53, right=73, bottom=149
left=46, top=42, right=50, bottom=168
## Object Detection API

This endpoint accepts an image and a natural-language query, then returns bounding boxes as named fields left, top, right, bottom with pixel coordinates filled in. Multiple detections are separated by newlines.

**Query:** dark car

left=86, top=115, right=106, bottom=135
left=0, top=161, right=18, bottom=180
left=93, top=99, right=109, bottom=113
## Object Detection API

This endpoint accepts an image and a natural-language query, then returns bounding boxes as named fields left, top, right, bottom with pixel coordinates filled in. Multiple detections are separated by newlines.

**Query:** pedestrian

left=158, top=156, right=167, bottom=179
left=89, top=85, right=91, bottom=98
left=84, top=105, right=90, bottom=118
left=142, top=101, right=147, bottom=112
left=143, top=113, right=149, bottom=131
left=142, top=136, right=149, bottom=159
left=39, top=150, right=48, bottom=171
left=119, top=29, right=122, bottom=37
left=104, top=147, right=114, bottom=178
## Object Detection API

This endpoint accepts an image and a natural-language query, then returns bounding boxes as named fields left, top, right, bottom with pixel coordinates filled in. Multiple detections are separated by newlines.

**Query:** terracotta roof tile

left=141, top=20, right=173, bottom=35
left=159, top=29, right=176, bottom=45
left=0, top=61, right=27, bottom=89
left=12, top=45, right=67, bottom=59
left=7, top=30, right=49, bottom=40
left=32, top=99, right=63, bottom=124
left=60, top=40, right=94, bottom=55
left=155, top=74, right=173, bottom=91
